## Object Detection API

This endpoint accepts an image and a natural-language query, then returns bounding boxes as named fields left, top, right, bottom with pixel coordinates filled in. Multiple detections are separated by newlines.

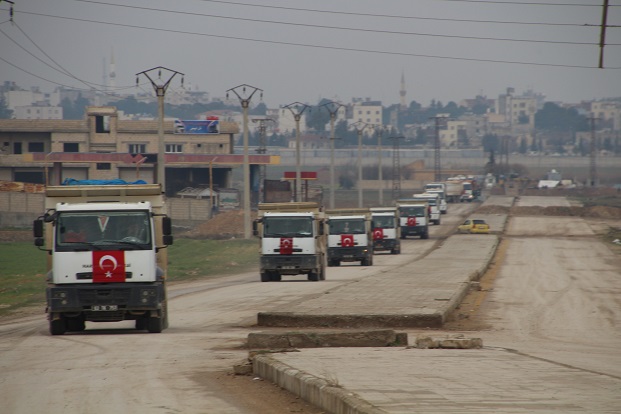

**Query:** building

left=351, top=99, right=383, bottom=126
left=591, top=100, right=621, bottom=131
left=0, top=106, right=279, bottom=196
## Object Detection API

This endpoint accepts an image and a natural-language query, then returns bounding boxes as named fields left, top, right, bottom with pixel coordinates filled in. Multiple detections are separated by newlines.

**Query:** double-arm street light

left=282, top=102, right=311, bottom=202
left=350, top=121, right=369, bottom=208
left=226, top=84, right=263, bottom=239
left=136, top=66, right=184, bottom=193
left=319, top=101, right=346, bottom=209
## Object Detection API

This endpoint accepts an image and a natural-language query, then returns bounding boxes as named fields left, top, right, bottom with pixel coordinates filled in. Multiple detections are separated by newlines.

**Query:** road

left=1, top=198, right=620, bottom=413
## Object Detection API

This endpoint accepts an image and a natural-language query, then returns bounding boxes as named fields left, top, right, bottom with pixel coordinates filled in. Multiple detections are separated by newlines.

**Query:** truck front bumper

left=261, top=254, right=319, bottom=275
left=47, top=282, right=165, bottom=315
left=373, top=239, right=399, bottom=251
left=327, top=247, right=371, bottom=262
left=401, top=226, right=427, bottom=236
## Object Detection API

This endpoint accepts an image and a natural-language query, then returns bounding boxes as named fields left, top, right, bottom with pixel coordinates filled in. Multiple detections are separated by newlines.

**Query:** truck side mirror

left=162, top=216, right=172, bottom=236
left=33, top=219, right=44, bottom=238
left=252, top=220, right=258, bottom=237
left=163, top=234, right=173, bottom=246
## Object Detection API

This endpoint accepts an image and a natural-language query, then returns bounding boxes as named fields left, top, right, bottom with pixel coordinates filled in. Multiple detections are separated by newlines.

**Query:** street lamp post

left=350, top=121, right=369, bottom=208
left=136, top=66, right=184, bottom=193
left=319, top=101, right=345, bottom=209
left=282, top=102, right=311, bottom=202
left=226, top=84, right=263, bottom=239
left=375, top=124, right=389, bottom=206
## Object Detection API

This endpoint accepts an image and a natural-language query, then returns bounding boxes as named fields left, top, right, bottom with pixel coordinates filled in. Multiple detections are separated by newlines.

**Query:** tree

left=482, top=133, right=499, bottom=153
left=535, top=102, right=588, bottom=132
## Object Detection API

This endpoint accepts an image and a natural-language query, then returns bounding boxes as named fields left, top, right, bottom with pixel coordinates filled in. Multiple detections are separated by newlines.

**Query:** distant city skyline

left=1, top=1, right=620, bottom=108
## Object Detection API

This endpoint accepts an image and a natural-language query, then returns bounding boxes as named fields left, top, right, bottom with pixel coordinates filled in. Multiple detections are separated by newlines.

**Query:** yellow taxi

left=457, top=219, right=490, bottom=234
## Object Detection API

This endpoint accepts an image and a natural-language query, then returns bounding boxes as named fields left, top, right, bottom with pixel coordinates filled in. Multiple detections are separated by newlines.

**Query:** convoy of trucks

left=29, top=173, right=484, bottom=333
left=254, top=202, right=327, bottom=282
left=33, top=182, right=173, bottom=335
left=370, top=207, right=401, bottom=254
left=325, top=208, right=374, bottom=266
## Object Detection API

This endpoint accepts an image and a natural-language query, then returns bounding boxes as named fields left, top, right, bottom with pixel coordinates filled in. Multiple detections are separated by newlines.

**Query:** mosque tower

left=400, top=71, right=407, bottom=110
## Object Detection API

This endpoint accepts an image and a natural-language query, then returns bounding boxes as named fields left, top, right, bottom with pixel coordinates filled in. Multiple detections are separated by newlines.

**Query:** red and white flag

left=373, top=228, right=384, bottom=240
left=407, top=217, right=417, bottom=226
left=279, top=238, right=293, bottom=255
left=92, top=250, right=126, bottom=283
left=341, top=234, right=354, bottom=247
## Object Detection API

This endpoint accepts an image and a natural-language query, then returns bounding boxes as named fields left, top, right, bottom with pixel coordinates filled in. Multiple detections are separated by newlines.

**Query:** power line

left=7, top=10, right=620, bottom=70
left=69, top=1, right=616, bottom=46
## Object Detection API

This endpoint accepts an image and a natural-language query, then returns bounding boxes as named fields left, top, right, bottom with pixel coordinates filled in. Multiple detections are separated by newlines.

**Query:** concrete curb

left=253, top=354, right=389, bottom=414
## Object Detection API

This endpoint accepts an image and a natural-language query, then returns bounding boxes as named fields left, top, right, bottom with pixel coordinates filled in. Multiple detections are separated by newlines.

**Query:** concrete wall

left=0, top=192, right=213, bottom=228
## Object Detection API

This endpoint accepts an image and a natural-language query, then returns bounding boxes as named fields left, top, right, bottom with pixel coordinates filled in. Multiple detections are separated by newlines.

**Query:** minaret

left=400, top=71, right=407, bottom=110
left=109, top=48, right=116, bottom=90
left=102, top=57, right=107, bottom=92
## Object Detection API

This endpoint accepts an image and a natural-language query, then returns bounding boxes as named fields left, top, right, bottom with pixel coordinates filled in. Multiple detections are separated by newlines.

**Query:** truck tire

left=308, top=271, right=319, bottom=282
left=50, top=317, right=66, bottom=336
left=260, top=272, right=270, bottom=282
left=319, top=266, right=326, bottom=280
left=136, top=317, right=148, bottom=330
left=271, top=272, right=282, bottom=282
left=147, top=312, right=164, bottom=333
left=421, top=231, right=429, bottom=240
left=66, top=316, right=86, bottom=332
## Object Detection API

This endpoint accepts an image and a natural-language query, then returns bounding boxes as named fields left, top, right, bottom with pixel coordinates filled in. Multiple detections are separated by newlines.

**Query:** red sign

left=407, top=217, right=417, bottom=226
left=279, top=238, right=293, bottom=255
left=283, top=171, right=317, bottom=180
left=341, top=234, right=354, bottom=247
left=92, top=251, right=126, bottom=283
left=373, top=228, right=384, bottom=241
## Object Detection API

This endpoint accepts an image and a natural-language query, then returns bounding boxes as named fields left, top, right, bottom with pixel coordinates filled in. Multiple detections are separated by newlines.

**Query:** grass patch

left=0, top=238, right=259, bottom=317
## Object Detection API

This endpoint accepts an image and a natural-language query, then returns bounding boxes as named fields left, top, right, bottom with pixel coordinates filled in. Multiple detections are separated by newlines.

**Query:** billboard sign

left=174, top=118, right=219, bottom=134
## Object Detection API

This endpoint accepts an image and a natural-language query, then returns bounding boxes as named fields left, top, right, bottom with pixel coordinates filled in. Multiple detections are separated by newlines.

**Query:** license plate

left=92, top=305, right=118, bottom=311
left=281, top=265, right=296, bottom=269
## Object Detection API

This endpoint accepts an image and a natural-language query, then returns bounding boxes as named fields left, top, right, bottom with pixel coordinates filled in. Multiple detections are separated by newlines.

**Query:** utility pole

left=589, top=116, right=600, bottom=186
left=226, top=84, right=263, bottom=240
left=375, top=125, right=389, bottom=206
left=319, top=101, right=346, bottom=209
left=389, top=136, right=405, bottom=202
left=252, top=117, right=274, bottom=203
left=350, top=121, right=369, bottom=208
left=136, top=66, right=184, bottom=194
left=282, top=102, right=311, bottom=202
left=431, top=114, right=448, bottom=182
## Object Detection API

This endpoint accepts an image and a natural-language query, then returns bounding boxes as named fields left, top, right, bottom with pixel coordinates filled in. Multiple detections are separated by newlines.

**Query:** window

left=96, top=163, right=111, bottom=170
left=165, top=144, right=183, bottom=153
left=28, top=142, right=45, bottom=153
left=95, top=115, right=110, bottom=133
left=63, top=143, right=79, bottom=152
left=129, top=144, right=146, bottom=154
left=14, top=142, right=22, bottom=154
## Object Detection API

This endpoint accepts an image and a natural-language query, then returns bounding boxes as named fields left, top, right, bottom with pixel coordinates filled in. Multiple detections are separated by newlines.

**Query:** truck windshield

left=56, top=211, right=152, bottom=249
left=399, top=207, right=425, bottom=217
left=263, top=217, right=313, bottom=237
left=329, top=219, right=365, bottom=235
left=372, top=216, right=395, bottom=229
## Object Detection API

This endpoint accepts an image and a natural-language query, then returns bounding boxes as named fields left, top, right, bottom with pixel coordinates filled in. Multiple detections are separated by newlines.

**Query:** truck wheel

left=66, top=316, right=86, bottom=332
left=271, top=272, right=282, bottom=282
left=308, top=271, right=319, bottom=282
left=147, top=312, right=164, bottom=333
left=136, top=317, right=148, bottom=330
left=391, top=248, right=399, bottom=254
left=319, top=266, right=326, bottom=280
left=421, top=231, right=429, bottom=240
left=260, top=272, right=270, bottom=282
left=50, top=317, right=66, bottom=336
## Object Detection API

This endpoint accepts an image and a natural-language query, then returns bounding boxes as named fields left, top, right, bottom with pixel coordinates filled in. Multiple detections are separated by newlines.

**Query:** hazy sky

left=1, top=0, right=620, bottom=108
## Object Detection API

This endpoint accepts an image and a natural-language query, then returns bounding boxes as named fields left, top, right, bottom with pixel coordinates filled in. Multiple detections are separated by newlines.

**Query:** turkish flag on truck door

left=341, top=234, right=354, bottom=247
left=407, top=217, right=417, bottom=226
left=373, top=228, right=384, bottom=240
left=92, top=250, right=126, bottom=283
left=279, top=238, right=293, bottom=255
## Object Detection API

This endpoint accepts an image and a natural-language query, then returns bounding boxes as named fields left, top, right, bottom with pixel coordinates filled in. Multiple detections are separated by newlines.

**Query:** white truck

left=424, top=188, right=448, bottom=214
left=33, top=183, right=173, bottom=335
left=410, top=193, right=441, bottom=225
left=396, top=201, right=429, bottom=239
left=370, top=207, right=401, bottom=254
left=254, top=202, right=326, bottom=282
left=325, top=208, right=373, bottom=266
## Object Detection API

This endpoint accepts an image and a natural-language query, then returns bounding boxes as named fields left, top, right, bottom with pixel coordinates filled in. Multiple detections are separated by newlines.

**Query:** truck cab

left=410, top=193, right=441, bottom=225
left=370, top=207, right=400, bottom=254
left=254, top=203, right=326, bottom=282
left=325, top=209, right=373, bottom=266
left=396, top=202, right=429, bottom=239
left=33, top=183, right=173, bottom=335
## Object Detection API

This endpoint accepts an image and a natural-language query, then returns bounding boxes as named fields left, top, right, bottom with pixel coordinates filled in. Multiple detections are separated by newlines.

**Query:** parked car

left=457, top=219, right=490, bottom=234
